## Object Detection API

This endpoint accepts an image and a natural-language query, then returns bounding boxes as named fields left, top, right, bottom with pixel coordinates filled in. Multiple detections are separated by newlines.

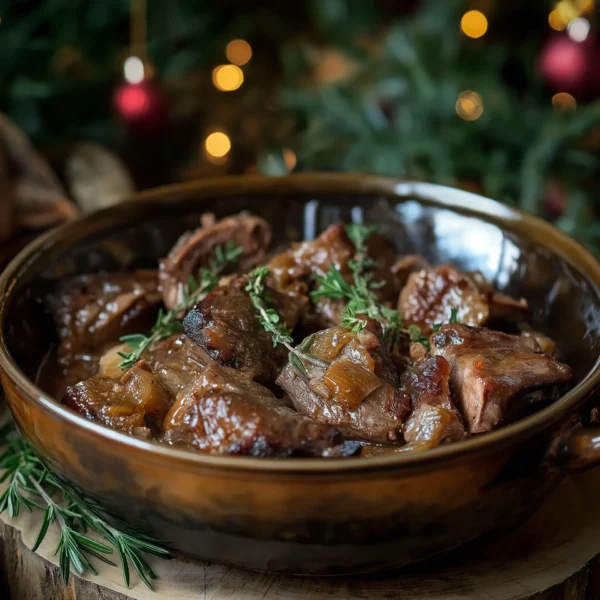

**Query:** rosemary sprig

left=118, top=241, right=242, bottom=369
left=0, top=429, right=170, bottom=588
left=312, top=223, right=402, bottom=339
left=245, top=266, right=328, bottom=376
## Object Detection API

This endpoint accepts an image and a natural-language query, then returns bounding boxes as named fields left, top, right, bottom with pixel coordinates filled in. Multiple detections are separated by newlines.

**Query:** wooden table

left=2, top=466, right=600, bottom=600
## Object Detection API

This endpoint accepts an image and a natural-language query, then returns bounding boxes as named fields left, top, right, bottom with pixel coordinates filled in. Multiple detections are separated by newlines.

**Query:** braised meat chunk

left=159, top=213, right=271, bottom=310
left=399, top=265, right=489, bottom=333
left=183, top=276, right=305, bottom=383
left=277, top=320, right=410, bottom=442
left=48, top=270, right=161, bottom=359
left=63, top=363, right=171, bottom=435
left=431, top=324, right=573, bottom=433
left=163, top=363, right=358, bottom=457
left=401, top=356, right=465, bottom=448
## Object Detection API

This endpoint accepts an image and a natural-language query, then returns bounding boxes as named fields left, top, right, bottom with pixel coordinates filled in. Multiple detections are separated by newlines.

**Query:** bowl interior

left=4, top=179, right=600, bottom=413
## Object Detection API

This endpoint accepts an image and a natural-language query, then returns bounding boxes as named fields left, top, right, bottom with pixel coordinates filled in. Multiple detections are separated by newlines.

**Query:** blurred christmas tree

left=1, top=0, right=600, bottom=248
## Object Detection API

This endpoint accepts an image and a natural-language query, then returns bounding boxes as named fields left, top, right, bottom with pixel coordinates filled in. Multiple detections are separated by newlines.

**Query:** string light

left=456, top=91, right=484, bottom=121
left=212, top=64, right=244, bottom=91
left=552, top=92, right=577, bottom=111
left=226, top=39, right=252, bottom=66
left=460, top=10, right=488, bottom=39
left=205, top=131, right=231, bottom=160
left=123, top=56, right=145, bottom=84
left=567, top=17, right=590, bottom=42
left=556, top=0, right=580, bottom=24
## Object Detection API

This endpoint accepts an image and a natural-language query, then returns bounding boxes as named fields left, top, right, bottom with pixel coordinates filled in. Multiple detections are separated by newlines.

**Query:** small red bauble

left=113, top=80, right=167, bottom=133
left=539, top=33, right=595, bottom=94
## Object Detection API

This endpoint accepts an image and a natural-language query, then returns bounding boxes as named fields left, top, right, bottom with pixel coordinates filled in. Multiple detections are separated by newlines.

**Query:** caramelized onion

left=323, top=359, right=382, bottom=411
left=310, top=326, right=354, bottom=359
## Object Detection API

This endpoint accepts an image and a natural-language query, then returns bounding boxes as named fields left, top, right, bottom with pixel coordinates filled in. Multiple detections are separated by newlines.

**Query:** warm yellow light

left=576, top=0, right=594, bottom=14
left=212, top=64, right=244, bottom=92
left=461, top=10, right=488, bottom=39
left=552, top=92, right=577, bottom=111
left=226, top=39, right=252, bottom=66
left=283, top=149, right=297, bottom=171
left=456, top=91, right=484, bottom=121
left=205, top=132, right=231, bottom=158
left=556, top=0, right=580, bottom=24
left=549, top=9, right=567, bottom=31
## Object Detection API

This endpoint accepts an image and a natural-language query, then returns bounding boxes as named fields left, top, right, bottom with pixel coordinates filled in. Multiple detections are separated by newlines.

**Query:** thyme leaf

left=246, top=267, right=329, bottom=375
left=118, top=242, right=242, bottom=369
left=312, top=223, right=402, bottom=340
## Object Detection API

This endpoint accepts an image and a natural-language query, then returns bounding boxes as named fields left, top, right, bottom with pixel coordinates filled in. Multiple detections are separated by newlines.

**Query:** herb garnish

left=312, top=224, right=402, bottom=340
left=118, top=241, right=242, bottom=369
left=0, top=429, right=169, bottom=588
left=409, top=307, right=461, bottom=351
left=245, top=266, right=328, bottom=376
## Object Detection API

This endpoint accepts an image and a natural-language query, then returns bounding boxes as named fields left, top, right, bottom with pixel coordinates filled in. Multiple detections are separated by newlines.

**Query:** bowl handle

left=559, top=426, right=600, bottom=472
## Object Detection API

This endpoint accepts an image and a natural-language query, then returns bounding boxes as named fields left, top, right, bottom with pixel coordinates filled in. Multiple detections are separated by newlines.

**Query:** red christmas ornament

left=113, top=79, right=167, bottom=133
left=539, top=33, right=596, bottom=94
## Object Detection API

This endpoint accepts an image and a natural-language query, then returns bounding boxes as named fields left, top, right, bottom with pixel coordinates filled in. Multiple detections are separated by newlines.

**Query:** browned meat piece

left=269, top=223, right=354, bottom=290
left=390, top=255, right=430, bottom=299
left=468, top=271, right=529, bottom=324
left=163, top=363, right=358, bottom=457
left=519, top=326, right=557, bottom=357
left=63, top=363, right=172, bottom=434
left=398, top=265, right=489, bottom=333
left=401, top=356, right=465, bottom=447
left=276, top=321, right=411, bottom=442
left=48, top=270, right=161, bottom=361
left=159, top=213, right=271, bottom=310
left=431, top=324, right=573, bottom=433
left=183, top=276, right=305, bottom=383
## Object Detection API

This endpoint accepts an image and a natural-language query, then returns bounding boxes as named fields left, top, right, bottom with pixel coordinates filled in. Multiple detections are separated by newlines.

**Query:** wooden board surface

left=2, top=467, right=600, bottom=599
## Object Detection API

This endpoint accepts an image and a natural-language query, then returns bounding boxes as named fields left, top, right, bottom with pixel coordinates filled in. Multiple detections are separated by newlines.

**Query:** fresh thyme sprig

left=245, top=266, right=328, bottom=376
left=312, top=224, right=402, bottom=340
left=0, top=429, right=169, bottom=588
left=118, top=241, right=242, bottom=369
left=408, top=307, right=461, bottom=351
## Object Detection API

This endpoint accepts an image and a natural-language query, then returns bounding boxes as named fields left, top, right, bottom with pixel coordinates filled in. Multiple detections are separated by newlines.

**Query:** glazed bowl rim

left=1, top=172, right=600, bottom=474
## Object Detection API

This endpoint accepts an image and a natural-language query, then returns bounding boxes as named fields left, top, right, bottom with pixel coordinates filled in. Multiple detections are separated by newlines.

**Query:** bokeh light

left=549, top=9, right=567, bottom=31
left=205, top=132, right=231, bottom=158
left=567, top=17, right=590, bottom=42
left=552, top=92, right=577, bottom=111
left=123, top=56, right=145, bottom=84
left=283, top=148, right=297, bottom=171
left=212, top=64, right=244, bottom=91
left=226, top=39, right=252, bottom=66
left=460, top=10, right=488, bottom=39
left=456, top=91, right=484, bottom=121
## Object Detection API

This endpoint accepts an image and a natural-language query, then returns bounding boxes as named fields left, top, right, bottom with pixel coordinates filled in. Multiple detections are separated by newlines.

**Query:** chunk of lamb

left=269, top=223, right=402, bottom=328
left=47, top=271, right=161, bottom=385
left=183, top=276, right=305, bottom=384
left=159, top=213, right=271, bottom=310
left=63, top=362, right=172, bottom=436
left=398, top=265, right=489, bottom=333
left=431, top=324, right=573, bottom=433
left=276, top=321, right=411, bottom=442
left=163, top=363, right=359, bottom=457
left=401, top=356, right=465, bottom=448
left=98, top=334, right=209, bottom=394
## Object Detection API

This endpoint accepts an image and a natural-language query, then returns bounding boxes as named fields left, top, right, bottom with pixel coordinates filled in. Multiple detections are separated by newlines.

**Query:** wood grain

left=2, top=468, right=600, bottom=600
